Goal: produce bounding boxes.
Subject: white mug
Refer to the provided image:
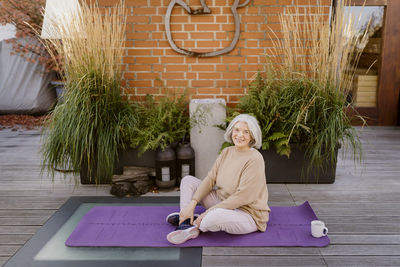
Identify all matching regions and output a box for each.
[311,220,328,238]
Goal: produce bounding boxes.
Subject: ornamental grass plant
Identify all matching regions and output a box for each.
[239,1,367,172]
[40,1,138,184]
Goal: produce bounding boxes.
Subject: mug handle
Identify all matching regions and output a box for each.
[322,227,328,236]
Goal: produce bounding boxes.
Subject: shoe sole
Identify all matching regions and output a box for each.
[167,227,200,244]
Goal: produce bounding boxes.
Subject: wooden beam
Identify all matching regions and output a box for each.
[346,107,378,125]
[378,0,400,125]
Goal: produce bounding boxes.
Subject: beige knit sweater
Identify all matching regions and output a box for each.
[192,146,271,232]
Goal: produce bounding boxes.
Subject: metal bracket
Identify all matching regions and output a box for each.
[165,0,251,57]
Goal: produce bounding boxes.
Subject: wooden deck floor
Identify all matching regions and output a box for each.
[0,126,399,266]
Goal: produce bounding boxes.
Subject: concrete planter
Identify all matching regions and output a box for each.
[260,144,339,184]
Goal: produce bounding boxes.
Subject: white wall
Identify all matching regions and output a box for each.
[41,0,80,39]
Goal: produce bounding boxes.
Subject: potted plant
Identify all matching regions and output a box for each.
[225,3,368,183]
[237,76,354,183]
[119,93,191,162]
[117,92,192,188]
[41,2,138,184]
[126,93,190,155]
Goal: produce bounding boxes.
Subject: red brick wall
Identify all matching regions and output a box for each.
[97,0,332,105]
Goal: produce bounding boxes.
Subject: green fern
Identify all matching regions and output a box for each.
[268,132,287,141]
[124,93,191,155]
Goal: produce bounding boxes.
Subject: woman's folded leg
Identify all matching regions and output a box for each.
[199,208,257,235]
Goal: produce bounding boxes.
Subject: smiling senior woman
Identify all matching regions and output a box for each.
[166,114,271,244]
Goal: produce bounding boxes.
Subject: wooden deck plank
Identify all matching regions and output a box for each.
[0,226,40,235]
[203,247,321,256]
[0,202,65,210]
[0,210,56,217]
[0,235,32,245]
[0,189,111,197]
[0,196,68,202]
[319,245,400,256]
[204,245,400,256]
[306,202,400,209]
[202,256,327,267]
[0,217,51,226]
[0,185,110,191]
[287,183,400,191]
[319,215,400,223]
[315,209,400,216]
[329,235,400,245]
[325,224,400,234]
[323,256,400,266]
[0,246,19,257]
[291,191,400,202]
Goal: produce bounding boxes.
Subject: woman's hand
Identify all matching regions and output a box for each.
[193,212,207,227]
[179,200,197,225]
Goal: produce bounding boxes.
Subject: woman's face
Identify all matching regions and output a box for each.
[232,121,252,151]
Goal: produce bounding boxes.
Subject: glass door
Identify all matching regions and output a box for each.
[339,0,400,125]
[350,6,384,109]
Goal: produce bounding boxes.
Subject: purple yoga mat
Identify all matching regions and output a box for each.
[65,201,329,247]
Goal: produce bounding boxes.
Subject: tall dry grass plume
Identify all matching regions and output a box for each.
[266,0,370,94]
[42,1,126,90]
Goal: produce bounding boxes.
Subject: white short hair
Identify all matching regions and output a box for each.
[224,114,262,149]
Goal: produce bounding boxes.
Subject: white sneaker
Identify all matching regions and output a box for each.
[166,225,200,244]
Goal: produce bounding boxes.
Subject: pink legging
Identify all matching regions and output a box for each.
[180,175,258,235]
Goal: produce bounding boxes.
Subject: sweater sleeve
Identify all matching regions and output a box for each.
[192,148,228,203]
[209,156,265,211]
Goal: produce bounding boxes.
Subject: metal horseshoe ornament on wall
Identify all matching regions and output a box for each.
[165,0,251,57]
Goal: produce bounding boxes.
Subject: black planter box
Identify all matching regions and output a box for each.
[259,145,339,184]
[118,148,156,168]
[80,149,156,184]
[79,164,115,185]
